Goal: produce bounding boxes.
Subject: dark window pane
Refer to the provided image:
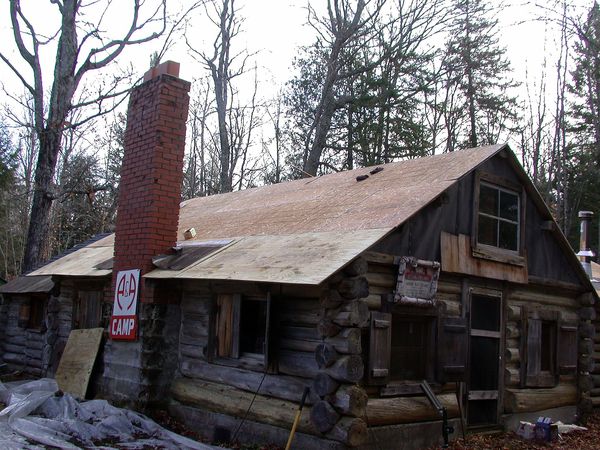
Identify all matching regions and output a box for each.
[240,299,267,355]
[499,191,519,221]
[498,221,518,250]
[469,336,498,390]
[479,184,498,215]
[541,321,555,372]
[478,215,497,246]
[390,318,428,380]
[471,295,501,332]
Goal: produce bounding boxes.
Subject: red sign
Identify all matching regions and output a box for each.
[110,269,140,340]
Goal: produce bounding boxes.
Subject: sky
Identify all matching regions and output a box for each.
[0,0,596,153]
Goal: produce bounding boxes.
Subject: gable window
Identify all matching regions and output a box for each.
[213,293,271,369]
[477,182,520,252]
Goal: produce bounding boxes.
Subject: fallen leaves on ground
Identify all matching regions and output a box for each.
[434,412,600,450]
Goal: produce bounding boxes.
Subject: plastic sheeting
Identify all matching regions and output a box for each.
[0,379,219,450]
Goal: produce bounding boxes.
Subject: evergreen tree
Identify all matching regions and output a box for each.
[565,2,600,250]
[443,0,518,150]
[570,1,600,164]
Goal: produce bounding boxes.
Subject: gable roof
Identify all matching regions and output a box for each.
[175,145,504,239]
[148,145,503,284]
[30,143,593,291]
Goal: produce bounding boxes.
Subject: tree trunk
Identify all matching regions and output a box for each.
[23,129,62,272]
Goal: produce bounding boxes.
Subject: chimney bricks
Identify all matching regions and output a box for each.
[112,61,190,303]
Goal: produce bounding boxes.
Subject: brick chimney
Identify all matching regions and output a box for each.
[102,62,190,409]
[112,61,190,302]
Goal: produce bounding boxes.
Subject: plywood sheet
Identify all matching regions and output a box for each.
[176,146,503,241]
[30,146,505,281]
[29,246,113,277]
[440,231,528,284]
[55,328,104,399]
[146,228,391,285]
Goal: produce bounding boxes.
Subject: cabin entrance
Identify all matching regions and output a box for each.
[467,290,503,426]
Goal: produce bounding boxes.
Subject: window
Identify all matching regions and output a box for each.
[212,293,270,368]
[477,182,520,252]
[18,297,45,330]
[368,311,439,390]
[390,316,433,381]
[523,308,559,388]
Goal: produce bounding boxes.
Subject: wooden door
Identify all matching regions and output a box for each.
[467,290,503,426]
[73,290,103,329]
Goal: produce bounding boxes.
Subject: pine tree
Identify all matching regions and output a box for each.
[565,2,600,250]
[570,1,600,164]
[443,0,518,150]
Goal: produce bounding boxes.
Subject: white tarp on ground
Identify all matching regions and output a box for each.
[0,378,219,450]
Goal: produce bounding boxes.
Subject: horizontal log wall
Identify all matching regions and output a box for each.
[310,259,369,447]
[362,251,462,316]
[1,295,48,376]
[363,250,587,420]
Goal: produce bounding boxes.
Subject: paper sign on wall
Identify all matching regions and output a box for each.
[110,269,140,340]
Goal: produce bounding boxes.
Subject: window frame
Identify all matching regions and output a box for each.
[472,171,526,266]
[389,313,436,382]
[368,306,440,396]
[209,292,271,371]
[521,307,559,388]
[18,295,46,331]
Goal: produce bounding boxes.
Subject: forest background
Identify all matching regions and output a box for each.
[0,0,599,279]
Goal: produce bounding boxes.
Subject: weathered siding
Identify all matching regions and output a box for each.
[371,153,584,287]
[1,296,47,376]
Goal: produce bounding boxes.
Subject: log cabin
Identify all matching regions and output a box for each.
[0,61,597,449]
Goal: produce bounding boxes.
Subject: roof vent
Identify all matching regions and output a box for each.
[184,227,197,240]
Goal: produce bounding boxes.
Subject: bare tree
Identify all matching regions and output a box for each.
[0,0,167,272]
[301,0,447,175]
[183,77,216,199]
[187,0,248,193]
[187,0,262,193]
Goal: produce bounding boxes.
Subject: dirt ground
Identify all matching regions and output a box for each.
[151,409,600,450]
[1,374,597,450]
[428,412,600,450]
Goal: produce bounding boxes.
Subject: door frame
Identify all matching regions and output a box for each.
[466,286,505,427]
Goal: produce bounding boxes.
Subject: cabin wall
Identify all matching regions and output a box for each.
[361,249,588,433]
[0,294,49,377]
[0,294,7,364]
[361,251,463,432]
[169,279,369,449]
[592,300,600,409]
[164,256,588,448]
[0,278,112,384]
